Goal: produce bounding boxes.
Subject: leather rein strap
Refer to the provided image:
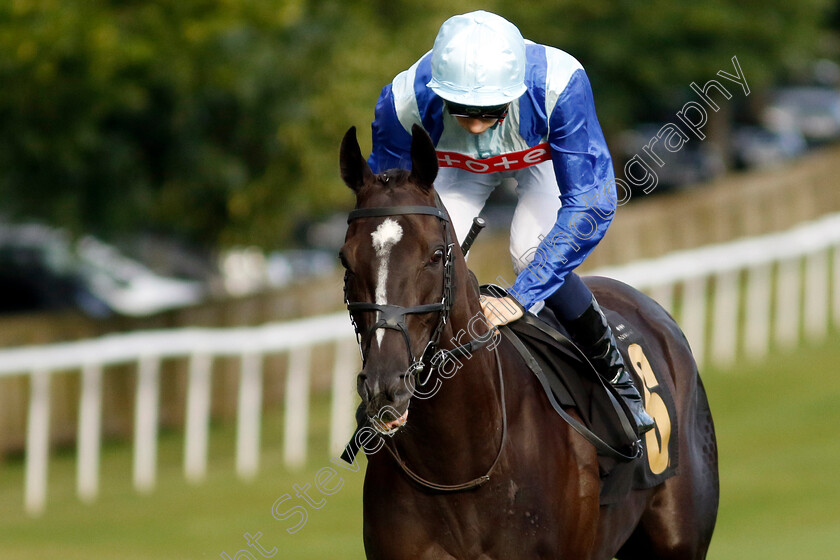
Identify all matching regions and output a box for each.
[500,320,641,461]
[382,345,508,493]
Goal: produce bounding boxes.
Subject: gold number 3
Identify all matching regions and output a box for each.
[627,343,672,475]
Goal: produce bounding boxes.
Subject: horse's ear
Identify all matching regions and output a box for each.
[340,126,374,192]
[409,124,438,190]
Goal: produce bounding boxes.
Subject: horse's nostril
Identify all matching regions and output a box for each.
[357,373,371,400]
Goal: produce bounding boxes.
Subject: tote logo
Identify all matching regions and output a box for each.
[437,143,552,173]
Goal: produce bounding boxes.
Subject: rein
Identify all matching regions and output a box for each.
[382,345,507,493]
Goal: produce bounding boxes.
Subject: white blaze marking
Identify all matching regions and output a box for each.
[371,219,403,346]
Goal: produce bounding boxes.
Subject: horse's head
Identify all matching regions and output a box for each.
[340,124,452,435]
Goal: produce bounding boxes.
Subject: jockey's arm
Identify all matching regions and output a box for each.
[506,68,617,315]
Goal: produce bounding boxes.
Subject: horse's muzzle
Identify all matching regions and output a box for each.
[357,371,412,434]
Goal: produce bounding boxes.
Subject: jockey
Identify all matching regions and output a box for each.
[368,10,654,436]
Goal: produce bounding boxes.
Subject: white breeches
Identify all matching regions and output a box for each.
[435,160,563,275]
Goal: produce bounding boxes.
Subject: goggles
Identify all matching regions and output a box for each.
[445,101,510,120]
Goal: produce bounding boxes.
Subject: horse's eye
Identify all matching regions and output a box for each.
[429,248,444,265]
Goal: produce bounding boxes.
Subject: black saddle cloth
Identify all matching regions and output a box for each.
[489,290,679,504]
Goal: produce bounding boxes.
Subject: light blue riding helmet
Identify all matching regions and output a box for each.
[427,11,527,107]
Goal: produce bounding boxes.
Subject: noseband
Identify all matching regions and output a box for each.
[344,195,456,385]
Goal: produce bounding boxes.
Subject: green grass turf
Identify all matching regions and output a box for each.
[703,334,840,559]
[1,332,839,559]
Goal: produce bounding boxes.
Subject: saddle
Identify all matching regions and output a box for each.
[484,286,679,504]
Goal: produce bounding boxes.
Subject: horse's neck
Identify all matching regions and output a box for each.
[401,346,503,479]
[448,257,490,337]
[395,262,504,472]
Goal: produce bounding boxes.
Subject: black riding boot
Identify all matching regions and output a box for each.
[563,296,655,436]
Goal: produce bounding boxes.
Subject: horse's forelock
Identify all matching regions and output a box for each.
[355,169,434,206]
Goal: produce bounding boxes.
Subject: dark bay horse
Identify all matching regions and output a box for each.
[339,124,718,559]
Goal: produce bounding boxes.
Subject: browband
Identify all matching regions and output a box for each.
[347,206,449,223]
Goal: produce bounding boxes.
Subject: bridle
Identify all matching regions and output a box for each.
[343,191,507,492]
[343,192,459,386]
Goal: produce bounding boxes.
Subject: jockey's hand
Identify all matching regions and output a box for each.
[481,295,524,328]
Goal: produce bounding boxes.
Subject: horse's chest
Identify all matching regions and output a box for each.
[363,423,601,558]
[408,484,563,556]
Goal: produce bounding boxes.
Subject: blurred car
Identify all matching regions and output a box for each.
[0,223,204,317]
[266,249,337,288]
[616,124,726,193]
[731,125,807,170]
[0,224,107,317]
[762,87,840,146]
[219,247,338,296]
[76,236,204,316]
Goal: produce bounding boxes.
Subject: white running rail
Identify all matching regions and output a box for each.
[0,313,360,516]
[591,211,840,368]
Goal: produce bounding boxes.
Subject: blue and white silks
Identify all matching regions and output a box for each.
[369,43,617,310]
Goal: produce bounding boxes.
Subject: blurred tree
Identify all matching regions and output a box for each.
[503,0,833,133]
[0,0,835,250]
[0,0,303,246]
